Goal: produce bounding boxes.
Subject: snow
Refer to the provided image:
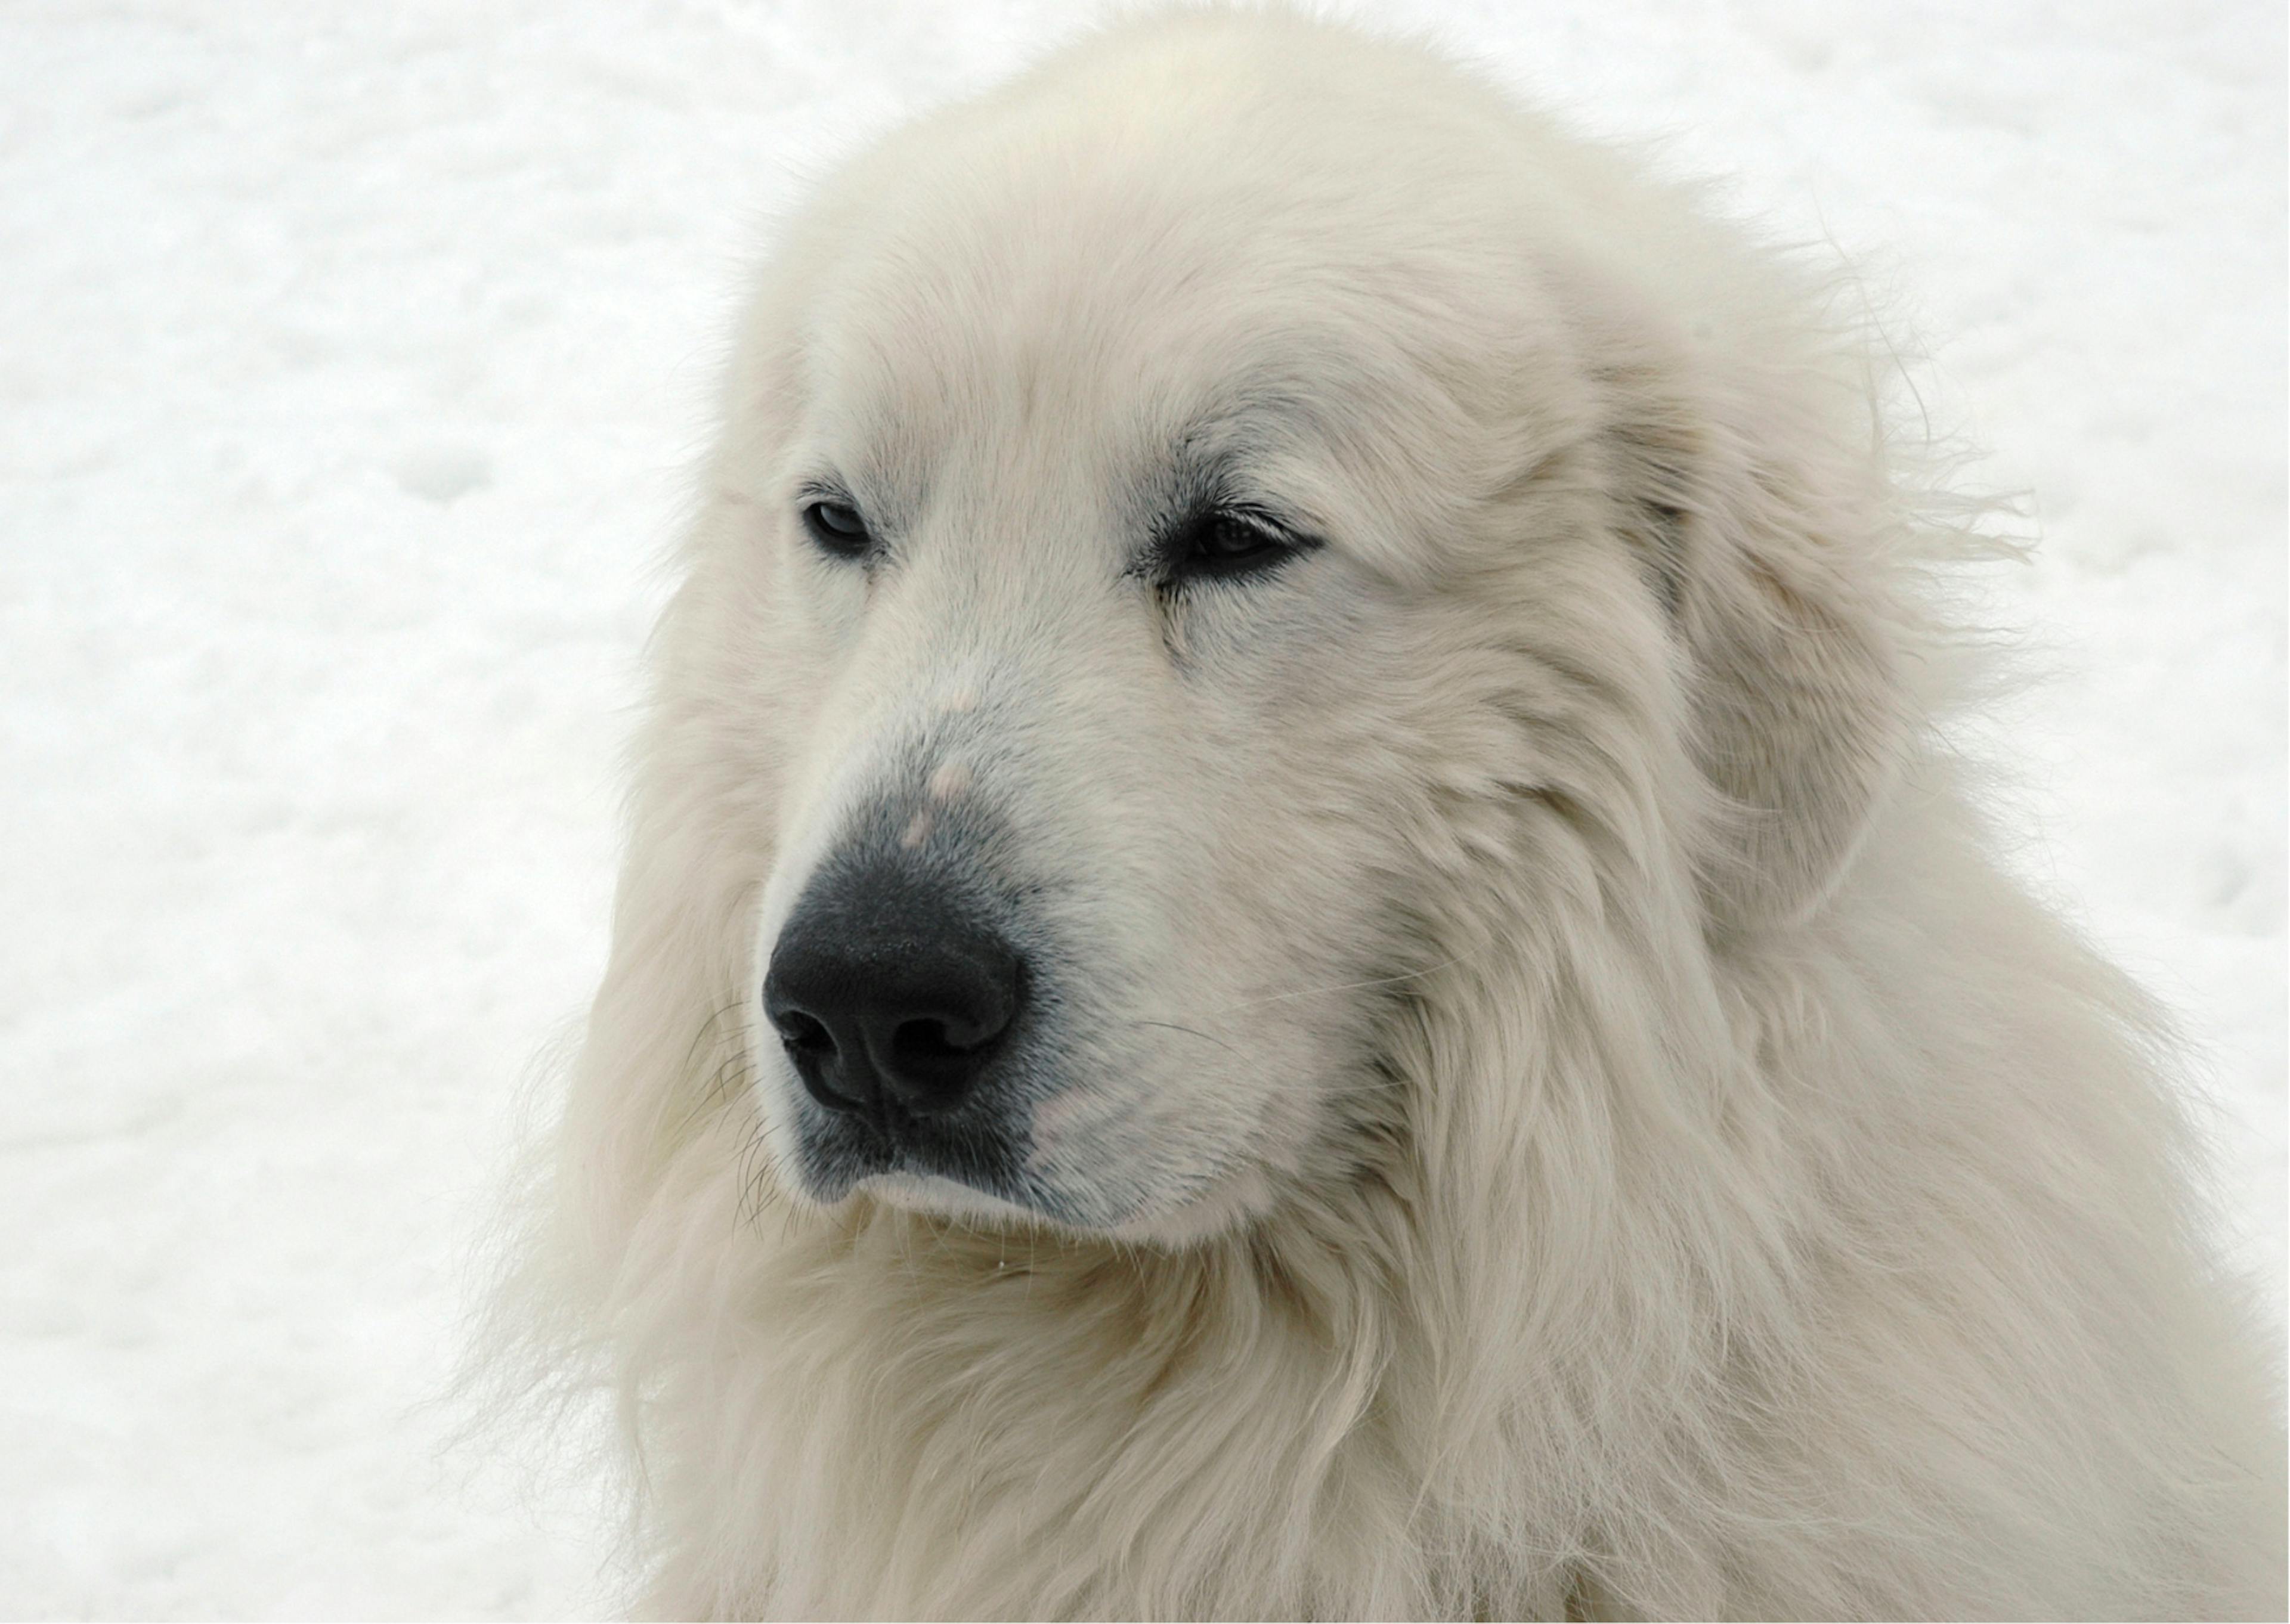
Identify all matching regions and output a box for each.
[1,0,2279,1614]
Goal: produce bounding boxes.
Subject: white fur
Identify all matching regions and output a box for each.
[504,11,2286,1617]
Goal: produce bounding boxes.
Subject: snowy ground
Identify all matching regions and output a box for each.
[1,1,2279,1616]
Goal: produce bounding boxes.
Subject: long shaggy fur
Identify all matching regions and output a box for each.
[502,11,2286,1617]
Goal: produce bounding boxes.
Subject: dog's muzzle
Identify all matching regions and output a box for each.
[764,863,1025,1129]
[761,828,1056,1209]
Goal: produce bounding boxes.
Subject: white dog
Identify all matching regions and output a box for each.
[510,11,2286,1617]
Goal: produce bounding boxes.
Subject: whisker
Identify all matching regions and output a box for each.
[1150,949,1483,1024]
[678,998,747,1078]
[1127,1019,1237,1054]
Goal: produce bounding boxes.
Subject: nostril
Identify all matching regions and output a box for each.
[886,1014,1000,1113]
[892,1016,980,1064]
[763,982,868,1116]
[772,1009,836,1058]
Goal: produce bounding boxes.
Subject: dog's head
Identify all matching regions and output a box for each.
[666,15,1905,1244]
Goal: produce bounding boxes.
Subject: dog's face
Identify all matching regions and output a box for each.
[726,44,1635,1243]
[703,27,1882,1243]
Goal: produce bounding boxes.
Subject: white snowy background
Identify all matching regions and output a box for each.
[2,0,2280,1615]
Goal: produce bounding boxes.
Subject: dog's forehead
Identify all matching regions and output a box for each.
[790,161,1538,564]
[760,34,1600,578]
[803,187,1337,464]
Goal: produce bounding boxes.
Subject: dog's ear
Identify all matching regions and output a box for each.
[1608,379,1910,929]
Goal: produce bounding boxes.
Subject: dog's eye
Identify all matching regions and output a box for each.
[800,498,873,560]
[1168,506,1311,584]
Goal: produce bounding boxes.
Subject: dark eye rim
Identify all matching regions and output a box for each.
[1162,502,1320,586]
[798,493,874,560]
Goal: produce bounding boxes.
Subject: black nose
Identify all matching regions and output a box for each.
[762,868,1023,1124]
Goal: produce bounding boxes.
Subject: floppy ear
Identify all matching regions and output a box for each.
[1607,376,1910,930]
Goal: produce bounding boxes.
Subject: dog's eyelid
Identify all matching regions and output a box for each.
[793,476,857,510]
[1212,501,1290,537]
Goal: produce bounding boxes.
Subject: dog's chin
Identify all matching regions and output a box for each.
[859,1170,1045,1226]
[849,1160,1277,1250]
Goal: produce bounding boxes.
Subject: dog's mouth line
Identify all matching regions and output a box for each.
[799,1099,1063,1209]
